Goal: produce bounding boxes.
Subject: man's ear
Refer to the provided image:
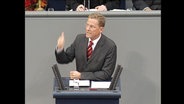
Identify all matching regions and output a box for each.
[100,27,104,33]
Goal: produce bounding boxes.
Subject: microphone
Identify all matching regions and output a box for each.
[83,0,86,8]
[88,0,90,10]
[84,0,90,10]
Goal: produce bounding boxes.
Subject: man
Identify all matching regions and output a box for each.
[67,0,120,11]
[132,0,161,11]
[55,12,117,81]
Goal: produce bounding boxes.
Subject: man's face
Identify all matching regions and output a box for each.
[85,18,103,40]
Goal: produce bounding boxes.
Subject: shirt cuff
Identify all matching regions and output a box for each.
[56,46,63,53]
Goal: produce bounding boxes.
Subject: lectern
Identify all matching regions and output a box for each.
[53,77,121,104]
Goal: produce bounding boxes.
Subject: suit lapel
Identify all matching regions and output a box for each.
[83,37,88,63]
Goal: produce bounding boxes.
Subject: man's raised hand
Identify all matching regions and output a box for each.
[57,32,65,49]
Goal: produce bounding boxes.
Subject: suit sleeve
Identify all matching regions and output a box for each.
[55,36,77,64]
[105,0,120,10]
[67,0,83,11]
[132,0,149,10]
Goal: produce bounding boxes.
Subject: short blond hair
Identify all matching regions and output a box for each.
[88,12,106,27]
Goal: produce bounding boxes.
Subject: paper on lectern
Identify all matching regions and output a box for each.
[90,81,111,88]
[69,80,90,86]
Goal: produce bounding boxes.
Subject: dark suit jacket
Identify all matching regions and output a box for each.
[132,0,161,10]
[67,0,120,10]
[55,34,117,81]
[46,0,66,11]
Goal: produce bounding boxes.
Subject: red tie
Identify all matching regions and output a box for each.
[87,41,93,60]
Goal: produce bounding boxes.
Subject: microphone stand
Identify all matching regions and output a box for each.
[84,0,90,10]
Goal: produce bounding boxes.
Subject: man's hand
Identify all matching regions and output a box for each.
[76,4,86,11]
[95,5,107,11]
[57,32,65,49]
[143,7,152,11]
[70,71,81,79]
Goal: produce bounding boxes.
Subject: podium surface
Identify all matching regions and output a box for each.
[53,77,121,104]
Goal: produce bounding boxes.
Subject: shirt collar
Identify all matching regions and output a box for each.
[88,34,101,45]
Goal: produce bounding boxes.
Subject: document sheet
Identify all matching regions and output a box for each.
[69,80,90,86]
[90,81,111,88]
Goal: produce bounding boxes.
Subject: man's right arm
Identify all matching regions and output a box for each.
[55,32,76,64]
